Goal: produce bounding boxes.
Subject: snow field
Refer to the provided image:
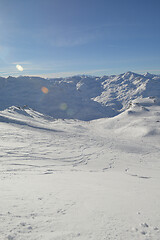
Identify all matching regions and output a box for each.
[0,100,160,239]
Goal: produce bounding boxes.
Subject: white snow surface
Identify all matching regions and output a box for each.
[0,72,160,239]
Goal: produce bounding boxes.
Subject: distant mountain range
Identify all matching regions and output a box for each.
[0,72,160,120]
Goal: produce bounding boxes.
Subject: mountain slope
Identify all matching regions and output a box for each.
[93,97,160,138]
[0,100,160,240]
[0,74,160,240]
[0,72,160,120]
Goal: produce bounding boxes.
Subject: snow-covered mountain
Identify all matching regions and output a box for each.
[1,72,160,240]
[0,71,160,120]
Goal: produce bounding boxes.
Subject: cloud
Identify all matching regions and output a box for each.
[12,61,31,65]
[27,69,111,78]
[136,69,160,74]
[32,24,102,48]
[49,33,97,47]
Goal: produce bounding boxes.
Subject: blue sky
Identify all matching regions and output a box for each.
[0,0,160,77]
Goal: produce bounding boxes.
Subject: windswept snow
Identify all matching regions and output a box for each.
[0,72,160,240]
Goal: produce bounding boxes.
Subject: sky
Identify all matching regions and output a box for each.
[0,0,160,78]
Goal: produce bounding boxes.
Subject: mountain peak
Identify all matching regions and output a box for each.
[143,72,154,78]
[122,71,137,78]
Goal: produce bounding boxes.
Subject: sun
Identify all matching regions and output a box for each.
[16,64,24,72]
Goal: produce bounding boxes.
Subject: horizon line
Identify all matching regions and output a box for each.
[0,70,160,79]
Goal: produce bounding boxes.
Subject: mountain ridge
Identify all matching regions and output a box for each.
[0,71,160,120]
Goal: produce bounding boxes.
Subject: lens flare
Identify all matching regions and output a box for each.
[16,64,23,71]
[60,103,67,111]
[41,86,49,94]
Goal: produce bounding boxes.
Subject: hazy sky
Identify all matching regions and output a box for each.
[0,0,160,77]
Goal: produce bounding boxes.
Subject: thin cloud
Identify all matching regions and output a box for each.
[30,69,111,78]
[12,61,31,65]
[136,69,160,74]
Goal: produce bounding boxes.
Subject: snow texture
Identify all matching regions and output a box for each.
[0,72,160,240]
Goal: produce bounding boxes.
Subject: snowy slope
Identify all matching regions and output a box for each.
[0,72,160,120]
[0,98,160,240]
[0,72,160,240]
[93,97,160,138]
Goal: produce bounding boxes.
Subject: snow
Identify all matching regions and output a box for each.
[0,72,160,120]
[0,72,160,239]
